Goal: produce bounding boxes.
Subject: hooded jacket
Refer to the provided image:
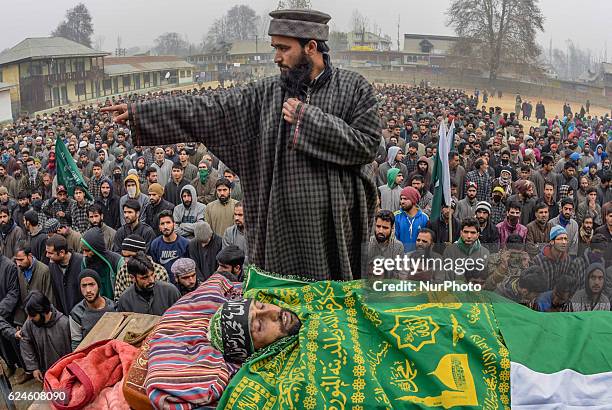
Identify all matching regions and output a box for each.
[571,263,610,311]
[377,146,408,187]
[189,222,223,281]
[20,306,71,373]
[94,178,121,230]
[119,174,150,225]
[173,185,206,239]
[0,221,25,260]
[378,168,402,212]
[81,228,124,300]
[146,196,175,236]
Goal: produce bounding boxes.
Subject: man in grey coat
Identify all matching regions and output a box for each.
[19,291,71,382]
[102,8,380,281]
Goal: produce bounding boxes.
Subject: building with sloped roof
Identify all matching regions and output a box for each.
[102,56,196,94]
[0,37,109,113]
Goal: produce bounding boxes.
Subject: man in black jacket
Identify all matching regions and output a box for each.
[146,183,175,237]
[475,201,500,252]
[45,235,83,315]
[94,179,120,230]
[113,199,156,252]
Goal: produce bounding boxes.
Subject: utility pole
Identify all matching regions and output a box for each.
[397,15,401,52]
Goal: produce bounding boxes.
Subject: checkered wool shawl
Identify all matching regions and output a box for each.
[128,63,380,281]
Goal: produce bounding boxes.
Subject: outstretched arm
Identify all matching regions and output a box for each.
[101,86,261,150]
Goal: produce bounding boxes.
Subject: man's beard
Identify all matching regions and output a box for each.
[279,52,313,98]
[477,217,487,226]
[85,290,100,303]
[280,308,302,336]
[182,200,192,208]
[218,196,229,205]
[401,204,413,212]
[375,233,389,243]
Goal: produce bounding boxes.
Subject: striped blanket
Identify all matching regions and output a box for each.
[145,273,242,409]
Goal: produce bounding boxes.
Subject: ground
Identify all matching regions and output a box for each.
[479,92,610,128]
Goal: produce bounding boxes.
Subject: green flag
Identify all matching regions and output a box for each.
[55,137,92,200]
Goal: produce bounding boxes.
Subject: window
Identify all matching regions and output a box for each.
[144,72,150,84]
[179,70,185,78]
[103,79,112,90]
[31,62,43,75]
[122,76,131,88]
[75,83,86,95]
[0,70,3,82]
[75,60,85,73]
[186,70,191,76]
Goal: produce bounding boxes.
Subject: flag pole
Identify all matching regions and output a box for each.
[448,207,453,244]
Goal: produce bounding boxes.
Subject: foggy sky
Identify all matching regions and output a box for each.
[1,0,610,59]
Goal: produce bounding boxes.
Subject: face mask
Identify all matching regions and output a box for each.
[127,186,137,198]
[198,168,209,183]
[27,165,36,174]
[508,215,519,225]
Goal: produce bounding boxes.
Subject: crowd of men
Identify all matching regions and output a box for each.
[368,84,612,312]
[0,82,611,386]
[0,87,249,385]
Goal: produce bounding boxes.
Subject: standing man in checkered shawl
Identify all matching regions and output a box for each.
[102,9,381,281]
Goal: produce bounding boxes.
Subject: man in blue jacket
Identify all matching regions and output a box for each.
[394,186,429,252]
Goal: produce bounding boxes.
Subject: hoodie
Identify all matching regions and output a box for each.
[378,168,402,212]
[81,227,124,299]
[189,222,223,281]
[571,263,610,311]
[173,185,206,239]
[94,178,121,229]
[119,174,150,225]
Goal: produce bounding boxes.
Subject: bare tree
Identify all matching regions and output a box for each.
[52,3,94,47]
[446,0,544,83]
[277,0,312,9]
[153,32,189,56]
[205,4,259,48]
[94,35,105,51]
[226,5,258,41]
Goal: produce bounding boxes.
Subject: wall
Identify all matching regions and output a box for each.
[348,66,612,107]
[0,89,12,121]
[1,64,20,105]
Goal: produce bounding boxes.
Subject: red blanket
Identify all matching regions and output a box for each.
[44,339,138,410]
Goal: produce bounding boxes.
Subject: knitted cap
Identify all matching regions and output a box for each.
[550,225,568,241]
[400,186,421,205]
[148,183,164,196]
[44,218,60,233]
[122,235,147,253]
[475,201,492,214]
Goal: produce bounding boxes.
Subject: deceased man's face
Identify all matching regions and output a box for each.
[249,300,301,350]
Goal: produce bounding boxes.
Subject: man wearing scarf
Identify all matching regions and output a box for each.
[80,227,124,300]
[508,179,537,226]
[192,160,219,205]
[102,8,380,281]
[496,200,527,247]
[443,217,490,282]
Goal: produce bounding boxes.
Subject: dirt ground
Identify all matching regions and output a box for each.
[478,92,610,128]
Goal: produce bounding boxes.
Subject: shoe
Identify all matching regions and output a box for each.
[14,371,33,385]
